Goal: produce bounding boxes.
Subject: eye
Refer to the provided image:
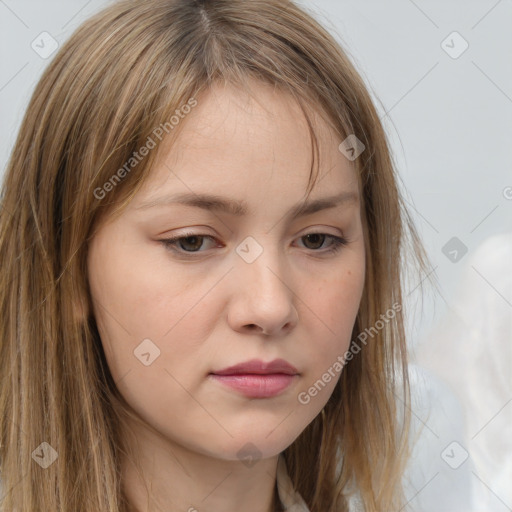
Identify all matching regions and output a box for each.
[296,232,349,254]
[159,231,349,256]
[160,233,218,253]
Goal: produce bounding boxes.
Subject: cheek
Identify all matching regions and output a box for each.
[315,262,364,330]
[90,238,194,331]
[90,249,233,404]
[301,260,365,376]
[88,238,206,371]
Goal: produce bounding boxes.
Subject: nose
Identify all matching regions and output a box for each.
[227,246,299,337]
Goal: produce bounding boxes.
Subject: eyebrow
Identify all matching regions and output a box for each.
[135,191,359,218]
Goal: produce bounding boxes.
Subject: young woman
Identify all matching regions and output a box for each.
[0,0,429,510]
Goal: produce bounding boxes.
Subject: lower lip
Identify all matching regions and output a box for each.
[209,374,297,398]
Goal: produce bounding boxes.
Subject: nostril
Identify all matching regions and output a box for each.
[246,324,266,334]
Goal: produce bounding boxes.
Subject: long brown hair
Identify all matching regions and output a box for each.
[0,0,430,510]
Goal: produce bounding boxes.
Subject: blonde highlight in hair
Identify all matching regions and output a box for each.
[0,0,430,510]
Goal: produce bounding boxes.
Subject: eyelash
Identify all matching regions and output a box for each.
[159,231,349,257]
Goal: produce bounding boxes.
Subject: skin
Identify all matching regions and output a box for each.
[87,79,366,512]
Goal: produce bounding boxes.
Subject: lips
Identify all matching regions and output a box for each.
[210,359,299,399]
[211,358,299,376]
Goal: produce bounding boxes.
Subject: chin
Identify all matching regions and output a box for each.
[211,420,306,461]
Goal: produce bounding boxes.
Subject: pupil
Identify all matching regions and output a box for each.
[181,236,202,251]
[305,233,324,249]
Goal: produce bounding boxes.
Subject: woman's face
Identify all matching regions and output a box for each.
[87,80,366,462]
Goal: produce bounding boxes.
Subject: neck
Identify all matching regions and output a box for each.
[119,420,282,512]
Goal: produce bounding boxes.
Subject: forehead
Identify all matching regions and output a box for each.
[132,80,360,210]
